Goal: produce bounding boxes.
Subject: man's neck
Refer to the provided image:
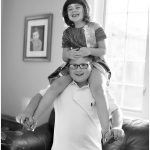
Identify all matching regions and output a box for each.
[75,81,88,88]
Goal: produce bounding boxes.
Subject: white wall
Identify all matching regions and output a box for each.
[1,0,66,125]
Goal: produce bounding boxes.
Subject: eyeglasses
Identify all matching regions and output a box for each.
[69,63,90,70]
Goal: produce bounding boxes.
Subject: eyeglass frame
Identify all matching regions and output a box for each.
[69,62,91,70]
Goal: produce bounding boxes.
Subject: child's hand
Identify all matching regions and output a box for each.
[78,47,91,57]
[68,48,82,59]
[111,127,125,141]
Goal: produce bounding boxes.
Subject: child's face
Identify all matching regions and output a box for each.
[67,3,84,24]
[32,31,39,40]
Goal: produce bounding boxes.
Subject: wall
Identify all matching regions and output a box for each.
[1,0,66,125]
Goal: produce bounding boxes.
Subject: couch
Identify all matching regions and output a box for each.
[1,109,149,150]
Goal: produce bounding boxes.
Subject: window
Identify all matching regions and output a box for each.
[92,0,149,119]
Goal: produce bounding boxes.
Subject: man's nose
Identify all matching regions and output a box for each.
[76,66,82,71]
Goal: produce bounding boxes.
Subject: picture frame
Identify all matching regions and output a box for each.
[23,13,53,61]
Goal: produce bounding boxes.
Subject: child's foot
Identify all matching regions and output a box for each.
[102,130,111,144]
[22,117,37,131]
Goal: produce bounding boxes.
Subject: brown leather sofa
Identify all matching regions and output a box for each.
[1,110,149,150]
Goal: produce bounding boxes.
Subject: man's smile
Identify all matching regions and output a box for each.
[74,73,84,76]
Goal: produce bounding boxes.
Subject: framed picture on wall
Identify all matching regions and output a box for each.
[23,13,53,61]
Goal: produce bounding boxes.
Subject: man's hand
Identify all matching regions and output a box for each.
[22,116,37,131]
[16,112,37,131]
[102,127,124,144]
[16,112,32,124]
[111,127,125,141]
[102,130,111,144]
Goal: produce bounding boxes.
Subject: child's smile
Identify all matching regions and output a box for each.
[72,13,79,18]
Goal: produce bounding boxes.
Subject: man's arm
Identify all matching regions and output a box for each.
[16,85,50,124]
[33,87,54,120]
[107,89,124,141]
[16,93,42,124]
[111,109,123,128]
[111,109,124,141]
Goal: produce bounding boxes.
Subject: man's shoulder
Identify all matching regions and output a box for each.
[61,82,76,92]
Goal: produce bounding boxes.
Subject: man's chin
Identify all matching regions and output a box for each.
[73,78,84,83]
[73,78,88,85]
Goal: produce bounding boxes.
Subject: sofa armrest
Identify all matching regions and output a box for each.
[2,123,53,150]
[33,123,54,150]
[103,119,149,150]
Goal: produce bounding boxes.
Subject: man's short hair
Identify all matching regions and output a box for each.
[68,56,94,64]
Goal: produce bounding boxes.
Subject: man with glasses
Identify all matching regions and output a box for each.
[17,56,124,149]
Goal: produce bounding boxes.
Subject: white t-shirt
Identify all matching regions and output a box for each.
[39,82,119,150]
[39,83,119,115]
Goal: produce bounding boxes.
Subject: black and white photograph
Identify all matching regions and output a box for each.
[23,13,53,61]
[1,0,149,150]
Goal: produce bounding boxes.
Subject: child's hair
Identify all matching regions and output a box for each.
[62,0,90,27]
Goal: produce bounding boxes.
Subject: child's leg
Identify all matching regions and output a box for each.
[34,75,72,120]
[89,68,110,141]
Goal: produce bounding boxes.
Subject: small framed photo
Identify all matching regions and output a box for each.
[23,13,53,61]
